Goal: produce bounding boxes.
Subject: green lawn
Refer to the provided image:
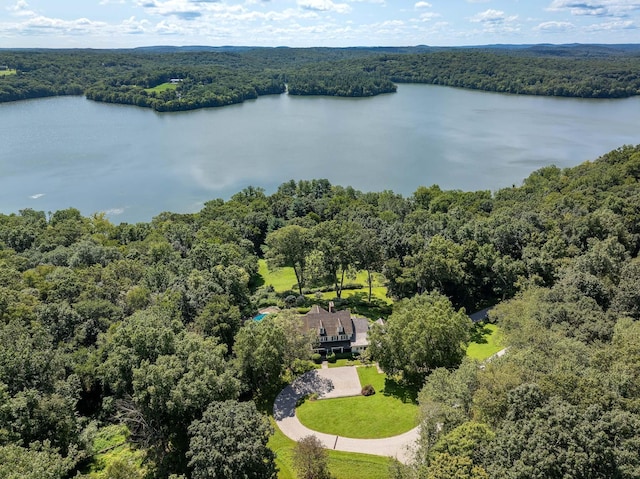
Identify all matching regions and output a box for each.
[466,322,504,361]
[257,259,390,302]
[328,358,362,368]
[144,82,178,93]
[0,69,16,76]
[258,259,300,292]
[296,366,418,439]
[268,418,392,479]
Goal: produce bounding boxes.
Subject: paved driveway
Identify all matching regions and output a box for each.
[273,366,419,464]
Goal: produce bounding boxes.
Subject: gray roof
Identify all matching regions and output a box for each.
[351,317,371,348]
[302,305,353,338]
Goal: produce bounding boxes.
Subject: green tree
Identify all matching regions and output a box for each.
[611,260,640,320]
[187,400,276,479]
[406,235,466,298]
[125,332,239,473]
[421,453,489,479]
[264,225,313,296]
[352,223,384,302]
[191,295,242,354]
[311,220,359,298]
[485,384,640,479]
[0,442,74,479]
[430,422,494,464]
[417,359,480,451]
[369,292,471,386]
[293,435,333,479]
[233,312,312,396]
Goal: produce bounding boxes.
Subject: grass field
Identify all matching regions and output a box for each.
[296,366,419,439]
[144,82,178,93]
[0,69,17,76]
[258,259,300,292]
[466,322,504,361]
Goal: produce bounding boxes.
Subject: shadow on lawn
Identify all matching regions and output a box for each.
[382,377,419,405]
[339,293,392,320]
[469,322,493,344]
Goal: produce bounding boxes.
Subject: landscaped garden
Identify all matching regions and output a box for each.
[257,259,389,303]
[295,366,419,439]
[255,259,392,320]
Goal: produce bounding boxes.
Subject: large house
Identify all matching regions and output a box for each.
[301,303,374,355]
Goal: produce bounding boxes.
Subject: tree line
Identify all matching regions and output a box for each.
[2,144,640,477]
[366,49,640,98]
[1,45,639,111]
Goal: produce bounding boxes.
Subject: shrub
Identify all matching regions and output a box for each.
[335,352,353,360]
[292,359,316,375]
[296,392,319,407]
[361,384,375,396]
[326,352,337,363]
[312,353,323,364]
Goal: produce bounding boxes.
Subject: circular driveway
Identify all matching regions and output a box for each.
[273,366,419,464]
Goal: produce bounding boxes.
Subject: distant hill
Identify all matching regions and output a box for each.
[3,43,639,58]
[129,43,640,57]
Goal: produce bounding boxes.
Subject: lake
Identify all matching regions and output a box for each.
[2,84,640,223]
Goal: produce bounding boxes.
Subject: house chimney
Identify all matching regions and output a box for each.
[329,301,334,313]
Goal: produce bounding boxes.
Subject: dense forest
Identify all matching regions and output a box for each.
[1,44,639,111]
[2,144,640,478]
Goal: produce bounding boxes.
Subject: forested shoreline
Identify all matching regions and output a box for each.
[1,44,639,111]
[2,144,640,478]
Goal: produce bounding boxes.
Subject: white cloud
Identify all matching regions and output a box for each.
[10,15,109,35]
[121,16,150,34]
[470,9,518,24]
[547,0,640,17]
[0,0,638,48]
[297,0,352,13]
[586,18,637,29]
[7,0,35,17]
[534,20,575,31]
[468,8,520,34]
[418,12,440,21]
[137,0,205,20]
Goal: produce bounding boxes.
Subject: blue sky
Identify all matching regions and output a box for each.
[1,0,638,48]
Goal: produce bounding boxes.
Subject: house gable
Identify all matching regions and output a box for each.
[302,304,354,352]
